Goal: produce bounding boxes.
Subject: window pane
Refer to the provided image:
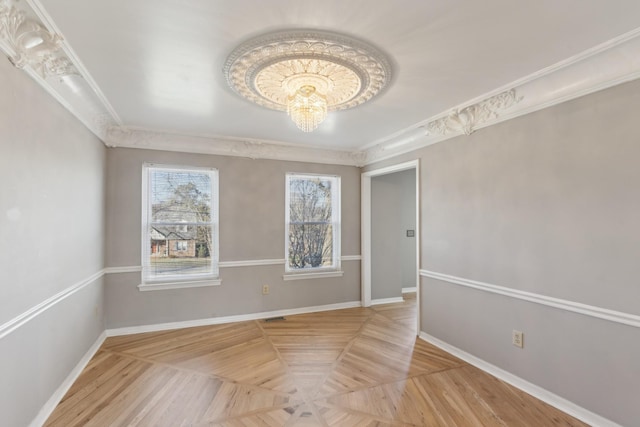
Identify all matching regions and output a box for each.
[151,170,211,223]
[285,173,339,272]
[289,177,332,223]
[288,224,333,269]
[148,225,213,277]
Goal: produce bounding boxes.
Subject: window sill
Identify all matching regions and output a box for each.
[138,278,221,291]
[283,270,344,281]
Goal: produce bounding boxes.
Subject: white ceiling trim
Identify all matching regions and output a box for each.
[25,0,123,126]
[2,0,640,167]
[0,0,117,141]
[105,127,364,166]
[362,26,640,165]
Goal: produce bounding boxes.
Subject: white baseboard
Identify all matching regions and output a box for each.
[418,332,622,427]
[106,301,362,337]
[370,297,404,306]
[30,331,107,427]
[401,287,417,294]
[29,301,363,424]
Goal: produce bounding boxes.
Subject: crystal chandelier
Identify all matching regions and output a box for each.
[287,85,327,132]
[224,30,391,133]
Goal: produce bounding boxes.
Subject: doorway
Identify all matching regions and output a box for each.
[361,160,420,334]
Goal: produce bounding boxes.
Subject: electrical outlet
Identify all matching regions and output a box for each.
[262,284,270,295]
[512,330,524,348]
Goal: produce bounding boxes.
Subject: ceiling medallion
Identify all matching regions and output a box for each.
[224,29,392,132]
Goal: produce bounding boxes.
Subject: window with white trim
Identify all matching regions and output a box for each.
[285,173,341,273]
[142,164,219,288]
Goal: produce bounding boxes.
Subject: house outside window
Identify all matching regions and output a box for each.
[285,173,341,274]
[141,164,219,289]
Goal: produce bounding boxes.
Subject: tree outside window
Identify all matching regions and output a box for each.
[285,174,340,271]
[142,165,219,284]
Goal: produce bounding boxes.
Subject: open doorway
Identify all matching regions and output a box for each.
[361,160,420,334]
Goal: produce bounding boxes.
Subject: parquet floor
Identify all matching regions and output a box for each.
[45,294,587,426]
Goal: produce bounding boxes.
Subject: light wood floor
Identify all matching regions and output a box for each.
[45,294,587,426]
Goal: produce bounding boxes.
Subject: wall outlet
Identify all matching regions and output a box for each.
[262,284,270,295]
[512,330,524,348]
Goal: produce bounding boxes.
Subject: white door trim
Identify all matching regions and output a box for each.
[361,159,421,334]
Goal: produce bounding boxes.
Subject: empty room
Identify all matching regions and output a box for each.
[1,1,639,426]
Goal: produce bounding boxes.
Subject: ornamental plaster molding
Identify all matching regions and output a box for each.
[425,90,522,137]
[0,0,76,78]
[0,0,119,142]
[224,29,392,112]
[362,27,640,165]
[357,90,524,164]
[3,1,640,168]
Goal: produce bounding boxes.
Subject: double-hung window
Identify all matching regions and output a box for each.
[141,164,219,290]
[285,173,341,277]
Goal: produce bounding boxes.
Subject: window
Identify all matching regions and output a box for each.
[141,164,219,289]
[285,173,341,275]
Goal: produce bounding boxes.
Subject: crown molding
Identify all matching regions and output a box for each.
[3,0,640,168]
[0,0,119,141]
[362,27,640,165]
[0,0,75,77]
[106,126,364,166]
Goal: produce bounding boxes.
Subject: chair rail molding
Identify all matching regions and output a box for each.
[0,269,105,340]
[420,269,640,328]
[105,255,362,273]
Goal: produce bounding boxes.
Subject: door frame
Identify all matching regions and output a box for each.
[361,159,420,333]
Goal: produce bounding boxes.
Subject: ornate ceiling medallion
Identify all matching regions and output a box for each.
[224,29,392,132]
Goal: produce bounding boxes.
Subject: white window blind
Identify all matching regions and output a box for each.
[142,164,219,285]
[285,173,341,272]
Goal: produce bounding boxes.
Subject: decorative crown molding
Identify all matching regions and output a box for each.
[0,0,76,78]
[3,1,640,168]
[362,28,640,165]
[425,90,522,137]
[0,0,119,141]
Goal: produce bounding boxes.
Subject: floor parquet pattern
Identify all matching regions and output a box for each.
[45,295,588,426]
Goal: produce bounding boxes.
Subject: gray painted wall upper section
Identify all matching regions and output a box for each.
[0,61,106,325]
[0,58,106,426]
[106,149,360,266]
[371,169,416,299]
[105,148,361,328]
[368,79,640,315]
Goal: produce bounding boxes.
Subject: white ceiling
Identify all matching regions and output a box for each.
[14,0,640,152]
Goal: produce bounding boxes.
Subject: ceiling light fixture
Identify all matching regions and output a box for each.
[224,30,392,132]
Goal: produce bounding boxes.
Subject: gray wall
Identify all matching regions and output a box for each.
[105,148,361,328]
[371,169,416,300]
[0,59,106,426]
[365,79,640,426]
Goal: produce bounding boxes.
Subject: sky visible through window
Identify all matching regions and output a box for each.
[151,170,211,206]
